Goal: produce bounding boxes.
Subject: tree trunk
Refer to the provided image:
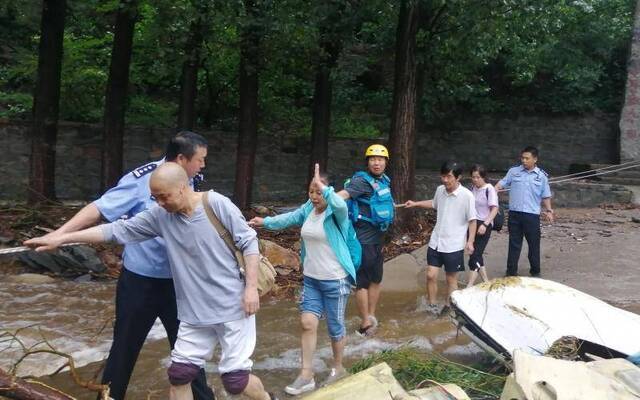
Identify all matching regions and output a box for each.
[308,65,332,179]
[388,0,419,231]
[619,0,640,161]
[233,0,261,210]
[101,0,138,191]
[202,65,215,127]
[308,37,341,182]
[0,368,73,400]
[28,0,66,204]
[177,3,207,131]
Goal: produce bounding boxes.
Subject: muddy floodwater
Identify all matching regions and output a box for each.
[2,207,639,399]
[0,278,485,399]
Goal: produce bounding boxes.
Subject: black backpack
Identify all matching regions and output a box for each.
[485,187,504,231]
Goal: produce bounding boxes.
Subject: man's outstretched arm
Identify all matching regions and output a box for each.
[25,225,106,252]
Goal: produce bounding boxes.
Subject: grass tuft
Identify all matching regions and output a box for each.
[349,347,507,399]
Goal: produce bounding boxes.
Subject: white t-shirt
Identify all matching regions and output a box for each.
[300,210,347,280]
[428,184,477,253]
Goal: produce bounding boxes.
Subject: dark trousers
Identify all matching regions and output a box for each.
[469,220,492,270]
[100,268,214,400]
[506,211,541,276]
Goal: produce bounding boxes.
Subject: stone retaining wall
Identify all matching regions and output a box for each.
[0,113,621,205]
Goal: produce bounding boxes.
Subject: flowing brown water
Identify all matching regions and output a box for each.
[0,279,486,399]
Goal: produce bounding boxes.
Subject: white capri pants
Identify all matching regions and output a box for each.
[171,315,256,374]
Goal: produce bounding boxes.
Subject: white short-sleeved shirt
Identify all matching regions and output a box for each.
[428,184,477,253]
[300,210,347,280]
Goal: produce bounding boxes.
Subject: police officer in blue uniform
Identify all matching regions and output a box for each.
[43,132,214,400]
[496,146,554,277]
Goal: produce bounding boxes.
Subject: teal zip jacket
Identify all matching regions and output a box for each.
[263,186,358,283]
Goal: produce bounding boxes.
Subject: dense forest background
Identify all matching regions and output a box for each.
[0,0,636,213]
[2,1,633,131]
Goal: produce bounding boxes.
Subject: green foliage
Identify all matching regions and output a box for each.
[59,33,112,122]
[0,91,32,119]
[414,0,635,118]
[349,347,506,399]
[332,115,382,139]
[0,0,635,132]
[126,94,176,126]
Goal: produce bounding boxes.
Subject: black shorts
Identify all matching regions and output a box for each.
[427,247,464,273]
[469,220,492,271]
[356,243,384,289]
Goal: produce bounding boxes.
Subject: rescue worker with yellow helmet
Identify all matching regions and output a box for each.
[337,144,394,337]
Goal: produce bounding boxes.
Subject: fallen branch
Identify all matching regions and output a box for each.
[12,349,109,397]
[1,328,111,400]
[0,367,75,400]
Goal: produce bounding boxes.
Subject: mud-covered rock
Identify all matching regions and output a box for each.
[260,239,300,271]
[18,245,106,276]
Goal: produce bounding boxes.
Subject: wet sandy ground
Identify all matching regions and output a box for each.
[470,207,640,313]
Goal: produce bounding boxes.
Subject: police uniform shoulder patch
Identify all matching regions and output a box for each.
[132,163,158,178]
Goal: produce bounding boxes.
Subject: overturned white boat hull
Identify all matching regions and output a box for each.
[450,277,640,362]
[500,350,640,400]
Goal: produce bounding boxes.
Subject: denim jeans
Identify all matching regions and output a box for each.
[299,275,351,340]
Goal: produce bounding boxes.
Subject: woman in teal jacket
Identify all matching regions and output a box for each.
[249,164,360,395]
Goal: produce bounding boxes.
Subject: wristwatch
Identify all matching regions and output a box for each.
[545,209,554,214]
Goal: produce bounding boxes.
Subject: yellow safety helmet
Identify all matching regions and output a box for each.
[365,144,389,159]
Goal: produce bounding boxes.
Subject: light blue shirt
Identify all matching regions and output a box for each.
[102,190,259,325]
[498,165,552,215]
[94,159,194,279]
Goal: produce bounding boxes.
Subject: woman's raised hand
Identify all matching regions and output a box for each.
[311,163,326,191]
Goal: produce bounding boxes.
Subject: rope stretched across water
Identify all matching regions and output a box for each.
[498,160,640,192]
[548,159,640,182]
[550,162,640,184]
[0,243,85,256]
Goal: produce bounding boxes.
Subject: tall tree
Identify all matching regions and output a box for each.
[307,1,347,179]
[28,0,66,204]
[101,0,138,191]
[233,0,262,209]
[388,0,419,228]
[620,0,640,161]
[308,34,340,179]
[177,1,208,131]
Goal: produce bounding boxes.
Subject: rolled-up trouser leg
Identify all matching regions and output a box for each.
[221,370,250,395]
[168,362,201,386]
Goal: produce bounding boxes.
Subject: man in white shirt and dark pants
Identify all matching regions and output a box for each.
[405,161,477,315]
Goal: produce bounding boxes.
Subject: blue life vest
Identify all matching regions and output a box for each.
[345,171,394,231]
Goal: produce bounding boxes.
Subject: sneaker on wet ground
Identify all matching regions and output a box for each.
[369,315,379,328]
[355,324,375,337]
[426,303,441,315]
[321,367,349,387]
[284,375,315,395]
